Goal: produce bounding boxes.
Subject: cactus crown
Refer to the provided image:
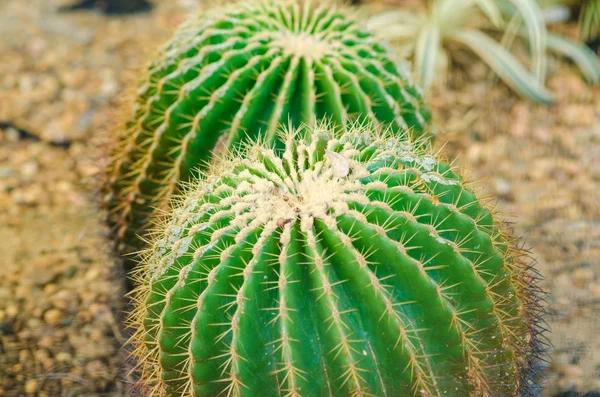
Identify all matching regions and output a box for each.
[104,0,430,264]
[130,121,545,397]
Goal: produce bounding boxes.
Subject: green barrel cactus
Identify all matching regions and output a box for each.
[105,0,430,266]
[130,122,546,397]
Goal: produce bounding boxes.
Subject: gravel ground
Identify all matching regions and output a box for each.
[0,1,599,396]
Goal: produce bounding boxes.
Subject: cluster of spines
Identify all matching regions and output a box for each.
[104,0,430,265]
[128,122,547,397]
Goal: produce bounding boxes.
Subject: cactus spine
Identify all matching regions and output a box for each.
[130,122,545,397]
[105,0,430,265]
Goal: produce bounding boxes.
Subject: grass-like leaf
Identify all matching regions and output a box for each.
[503,0,548,82]
[415,24,441,91]
[476,0,504,28]
[452,30,555,103]
[546,33,600,83]
[367,10,422,32]
[579,0,600,41]
[365,0,569,104]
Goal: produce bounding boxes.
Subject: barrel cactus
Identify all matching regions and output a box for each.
[130,122,546,397]
[105,0,430,267]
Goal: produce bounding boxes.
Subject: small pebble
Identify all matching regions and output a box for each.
[43,309,62,326]
[56,352,72,362]
[572,268,594,289]
[24,379,38,394]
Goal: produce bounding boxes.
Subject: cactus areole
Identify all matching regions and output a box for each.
[131,123,545,397]
[105,0,430,265]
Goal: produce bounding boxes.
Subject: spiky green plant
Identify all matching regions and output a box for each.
[104,0,430,269]
[508,0,600,83]
[548,0,600,42]
[579,0,600,42]
[365,0,600,102]
[365,0,554,102]
[130,121,546,397]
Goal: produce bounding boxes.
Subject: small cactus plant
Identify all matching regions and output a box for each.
[105,0,430,267]
[130,122,546,397]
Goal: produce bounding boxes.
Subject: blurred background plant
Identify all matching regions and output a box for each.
[579,0,600,43]
[540,0,600,44]
[362,0,600,103]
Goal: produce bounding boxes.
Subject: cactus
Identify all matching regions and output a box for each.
[105,0,430,267]
[130,122,546,397]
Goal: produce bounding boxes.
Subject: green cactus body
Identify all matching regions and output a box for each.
[131,122,545,397]
[105,0,430,263]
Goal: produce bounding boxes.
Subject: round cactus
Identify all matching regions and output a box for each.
[105,0,430,266]
[130,122,546,397]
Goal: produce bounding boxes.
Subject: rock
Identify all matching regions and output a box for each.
[51,289,78,310]
[99,68,119,99]
[40,113,82,144]
[494,177,512,199]
[85,359,108,380]
[510,103,530,138]
[11,185,44,205]
[0,166,14,178]
[84,268,101,282]
[26,318,42,329]
[28,269,56,287]
[43,283,59,295]
[58,68,87,89]
[34,348,54,370]
[90,329,105,342]
[24,379,38,394]
[19,349,33,364]
[43,309,62,326]
[5,304,19,318]
[572,268,595,289]
[563,364,584,383]
[559,104,595,127]
[38,335,54,349]
[55,352,72,363]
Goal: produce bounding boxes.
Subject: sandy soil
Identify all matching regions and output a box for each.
[0,0,599,396]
